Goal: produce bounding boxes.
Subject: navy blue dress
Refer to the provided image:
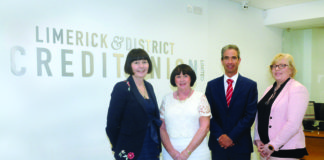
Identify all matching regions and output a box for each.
[137,98,160,160]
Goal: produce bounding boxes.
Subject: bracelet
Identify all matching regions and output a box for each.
[187,149,191,155]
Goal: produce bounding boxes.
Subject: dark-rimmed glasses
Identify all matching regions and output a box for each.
[270,64,288,70]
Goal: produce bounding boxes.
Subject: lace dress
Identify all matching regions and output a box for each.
[160,91,211,160]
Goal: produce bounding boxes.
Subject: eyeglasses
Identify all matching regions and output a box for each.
[270,64,288,70]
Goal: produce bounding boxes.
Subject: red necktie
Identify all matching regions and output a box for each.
[226,79,234,107]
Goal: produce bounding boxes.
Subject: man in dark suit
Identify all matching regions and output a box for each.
[205,44,258,160]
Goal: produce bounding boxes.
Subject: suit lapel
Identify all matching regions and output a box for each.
[218,76,228,109]
[229,74,243,108]
[127,76,148,116]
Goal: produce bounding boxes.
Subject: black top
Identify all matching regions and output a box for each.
[257,78,308,158]
[142,95,160,145]
[137,98,160,160]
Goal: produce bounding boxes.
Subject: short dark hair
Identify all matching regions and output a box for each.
[221,44,240,60]
[124,48,152,75]
[170,64,196,87]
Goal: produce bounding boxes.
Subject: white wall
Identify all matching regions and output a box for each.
[0,0,282,160]
[207,1,282,160]
[207,0,282,97]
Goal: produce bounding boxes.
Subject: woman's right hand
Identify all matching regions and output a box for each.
[168,149,180,160]
[255,140,267,157]
[178,150,191,160]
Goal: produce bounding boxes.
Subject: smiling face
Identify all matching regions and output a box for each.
[131,59,149,79]
[271,58,292,84]
[221,49,241,77]
[175,72,191,90]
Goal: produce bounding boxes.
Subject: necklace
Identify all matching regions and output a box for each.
[177,89,193,102]
[139,85,149,99]
[133,77,149,99]
[265,84,280,105]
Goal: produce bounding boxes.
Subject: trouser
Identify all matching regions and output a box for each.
[211,149,250,160]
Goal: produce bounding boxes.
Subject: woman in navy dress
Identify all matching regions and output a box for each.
[106,48,161,160]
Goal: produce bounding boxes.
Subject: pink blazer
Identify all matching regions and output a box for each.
[254,78,309,151]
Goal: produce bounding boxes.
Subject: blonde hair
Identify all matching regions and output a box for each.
[270,53,297,78]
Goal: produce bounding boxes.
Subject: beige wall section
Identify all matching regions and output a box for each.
[282,29,312,88]
[312,28,324,102]
[283,28,324,103]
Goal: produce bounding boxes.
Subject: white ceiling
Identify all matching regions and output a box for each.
[229,0,318,10]
[229,0,324,29]
[272,17,324,29]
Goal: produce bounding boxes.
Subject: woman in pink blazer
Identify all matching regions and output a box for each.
[254,53,309,160]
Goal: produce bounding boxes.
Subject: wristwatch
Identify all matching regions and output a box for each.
[268,144,274,151]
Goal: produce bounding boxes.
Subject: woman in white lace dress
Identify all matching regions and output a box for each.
[160,64,211,160]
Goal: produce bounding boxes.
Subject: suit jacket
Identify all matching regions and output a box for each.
[105,76,161,160]
[205,74,258,153]
[254,78,309,151]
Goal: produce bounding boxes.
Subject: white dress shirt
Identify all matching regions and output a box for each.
[224,73,239,95]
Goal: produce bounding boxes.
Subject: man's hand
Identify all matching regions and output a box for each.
[218,134,234,149]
